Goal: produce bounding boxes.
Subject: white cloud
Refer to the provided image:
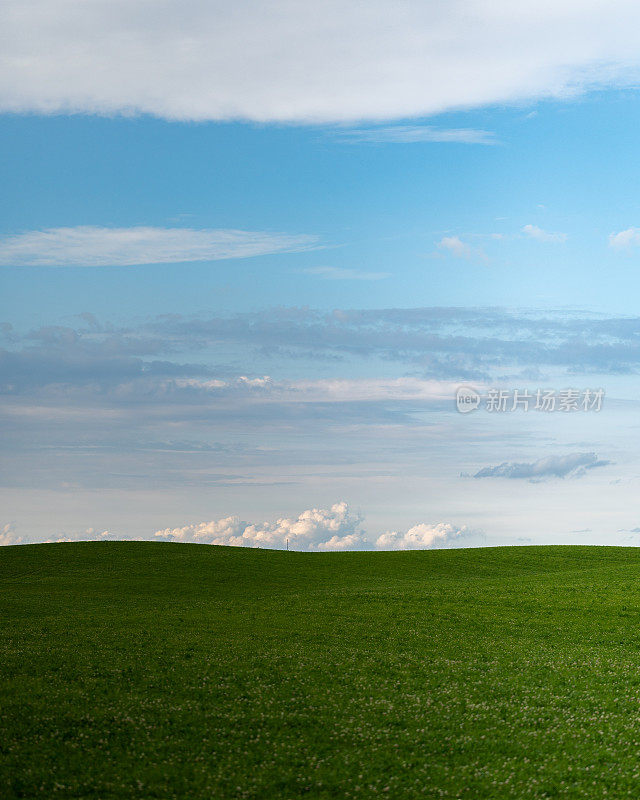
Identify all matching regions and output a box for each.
[302,267,391,281]
[376,522,468,550]
[609,227,640,249]
[155,516,246,545]
[473,452,611,480]
[156,504,473,551]
[437,236,487,262]
[316,533,365,551]
[336,126,498,145]
[0,523,22,546]
[4,2,640,122]
[0,227,318,267]
[438,236,472,259]
[522,224,567,243]
[155,501,367,550]
[288,377,459,403]
[45,528,113,543]
[173,376,462,404]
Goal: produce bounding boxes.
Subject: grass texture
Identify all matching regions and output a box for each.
[3,542,640,798]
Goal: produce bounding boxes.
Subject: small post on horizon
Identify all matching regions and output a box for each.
[286,538,289,551]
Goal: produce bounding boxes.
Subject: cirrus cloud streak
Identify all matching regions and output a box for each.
[0,226,318,267]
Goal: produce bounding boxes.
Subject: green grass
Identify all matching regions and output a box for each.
[3,543,640,798]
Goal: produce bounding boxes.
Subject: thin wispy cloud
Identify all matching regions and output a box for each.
[302,267,390,281]
[0,227,318,267]
[4,2,640,122]
[174,376,458,405]
[336,126,499,145]
[522,224,567,243]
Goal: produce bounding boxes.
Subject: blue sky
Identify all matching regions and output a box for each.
[3,1,640,549]
[5,92,640,325]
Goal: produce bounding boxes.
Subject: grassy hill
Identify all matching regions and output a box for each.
[3,543,640,798]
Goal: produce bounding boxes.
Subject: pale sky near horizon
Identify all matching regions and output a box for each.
[3,1,640,549]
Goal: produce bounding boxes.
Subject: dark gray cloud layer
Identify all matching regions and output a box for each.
[0,306,625,493]
[146,307,640,375]
[0,307,635,446]
[3,307,640,398]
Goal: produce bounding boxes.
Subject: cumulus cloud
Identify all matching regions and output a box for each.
[315,533,365,551]
[336,126,498,145]
[45,528,112,543]
[155,501,367,550]
[472,452,611,481]
[4,2,640,122]
[522,224,567,243]
[608,228,640,249]
[87,528,111,538]
[155,504,473,551]
[0,523,22,546]
[375,522,468,550]
[0,227,317,267]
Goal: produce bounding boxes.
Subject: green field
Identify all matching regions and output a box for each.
[3,543,640,798]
